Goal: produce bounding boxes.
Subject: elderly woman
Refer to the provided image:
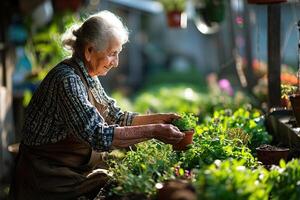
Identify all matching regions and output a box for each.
[10,10,184,200]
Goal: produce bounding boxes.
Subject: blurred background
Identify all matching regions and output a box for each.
[1,0,300,198]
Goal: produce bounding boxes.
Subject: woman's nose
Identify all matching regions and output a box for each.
[112,59,118,68]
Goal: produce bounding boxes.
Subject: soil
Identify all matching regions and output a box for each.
[256,144,289,151]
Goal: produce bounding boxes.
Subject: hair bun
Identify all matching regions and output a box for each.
[73,28,80,37]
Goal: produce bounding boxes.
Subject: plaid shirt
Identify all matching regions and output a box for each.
[22,57,137,151]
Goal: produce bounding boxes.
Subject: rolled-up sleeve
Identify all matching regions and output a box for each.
[57,74,115,151]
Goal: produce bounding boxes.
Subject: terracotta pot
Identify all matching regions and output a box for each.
[256,144,289,165]
[289,94,300,126]
[166,11,187,28]
[280,97,290,108]
[173,130,194,151]
[247,0,286,4]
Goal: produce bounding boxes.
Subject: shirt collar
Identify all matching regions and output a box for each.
[72,56,103,90]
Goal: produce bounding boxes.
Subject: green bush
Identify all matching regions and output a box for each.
[194,159,270,200]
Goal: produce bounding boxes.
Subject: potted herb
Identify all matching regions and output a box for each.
[159,0,187,28]
[256,144,289,166]
[281,84,297,108]
[172,113,198,151]
[268,159,300,199]
[197,0,225,24]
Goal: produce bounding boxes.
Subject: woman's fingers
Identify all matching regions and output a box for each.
[154,124,184,144]
[158,113,181,123]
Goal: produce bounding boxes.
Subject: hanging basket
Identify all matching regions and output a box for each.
[166,11,187,28]
[201,0,225,24]
[247,0,286,4]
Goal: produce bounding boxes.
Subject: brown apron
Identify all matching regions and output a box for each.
[10,58,111,200]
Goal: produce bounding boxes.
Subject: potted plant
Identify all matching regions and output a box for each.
[159,0,187,28]
[172,113,198,151]
[256,144,289,166]
[281,84,297,108]
[268,159,300,199]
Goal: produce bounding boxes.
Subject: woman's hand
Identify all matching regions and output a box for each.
[152,124,184,144]
[112,124,184,147]
[131,113,180,126]
[154,113,181,124]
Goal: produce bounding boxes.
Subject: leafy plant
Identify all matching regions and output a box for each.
[227,128,251,147]
[268,159,300,200]
[193,159,270,200]
[159,0,187,12]
[179,123,257,170]
[133,85,203,115]
[108,141,178,197]
[281,84,297,99]
[172,113,198,131]
[199,0,225,23]
[208,106,272,152]
[25,12,79,81]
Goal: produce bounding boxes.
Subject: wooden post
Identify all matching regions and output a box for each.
[243,2,256,91]
[267,4,281,108]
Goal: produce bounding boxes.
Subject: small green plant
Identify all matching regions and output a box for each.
[194,159,270,200]
[268,159,300,200]
[209,107,272,152]
[281,84,297,99]
[108,141,178,197]
[227,128,251,147]
[159,0,186,12]
[179,124,257,170]
[172,113,198,131]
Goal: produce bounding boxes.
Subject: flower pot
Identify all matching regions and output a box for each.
[289,94,300,126]
[173,130,194,151]
[156,179,196,200]
[166,11,187,28]
[247,0,286,4]
[280,97,290,108]
[256,144,289,165]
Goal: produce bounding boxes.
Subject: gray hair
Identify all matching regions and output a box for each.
[62,10,129,54]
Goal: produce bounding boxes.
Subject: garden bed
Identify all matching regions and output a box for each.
[100,106,300,199]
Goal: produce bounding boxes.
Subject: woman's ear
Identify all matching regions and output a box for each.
[84,44,93,62]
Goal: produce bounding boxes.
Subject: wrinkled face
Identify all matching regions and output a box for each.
[84,38,122,76]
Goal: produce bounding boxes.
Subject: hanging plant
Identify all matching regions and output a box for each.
[159,0,187,28]
[194,0,225,25]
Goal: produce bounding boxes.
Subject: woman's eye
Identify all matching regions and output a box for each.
[110,51,120,56]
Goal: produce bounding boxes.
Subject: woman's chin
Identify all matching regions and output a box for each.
[98,71,108,76]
